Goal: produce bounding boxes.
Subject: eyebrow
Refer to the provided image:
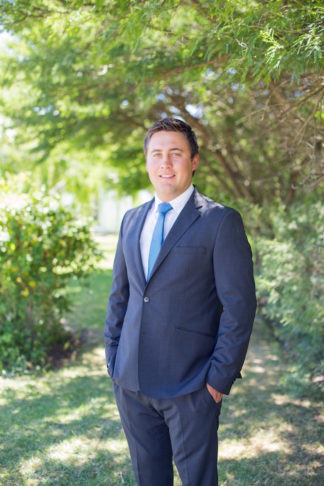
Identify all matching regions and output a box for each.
[150,147,184,154]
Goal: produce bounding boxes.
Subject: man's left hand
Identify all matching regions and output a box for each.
[206,383,223,403]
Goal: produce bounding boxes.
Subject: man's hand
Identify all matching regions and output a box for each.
[206,383,223,403]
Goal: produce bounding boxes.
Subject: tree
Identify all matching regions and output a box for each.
[0,0,323,379]
[0,0,322,205]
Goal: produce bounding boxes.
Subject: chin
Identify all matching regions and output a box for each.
[157,183,176,193]
[156,187,176,198]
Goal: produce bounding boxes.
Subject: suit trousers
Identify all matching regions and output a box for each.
[113,382,222,486]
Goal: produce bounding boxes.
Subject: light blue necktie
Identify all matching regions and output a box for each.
[147,202,172,280]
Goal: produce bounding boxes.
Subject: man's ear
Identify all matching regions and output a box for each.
[192,154,199,171]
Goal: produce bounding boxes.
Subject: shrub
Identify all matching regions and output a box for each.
[0,174,100,372]
[253,199,324,380]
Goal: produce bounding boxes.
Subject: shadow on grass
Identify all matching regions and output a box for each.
[217,318,323,485]
[1,378,116,441]
[29,450,137,486]
[0,341,136,485]
[1,318,323,485]
[219,450,323,486]
[1,449,136,486]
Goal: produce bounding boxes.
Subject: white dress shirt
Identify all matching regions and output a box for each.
[140,184,194,279]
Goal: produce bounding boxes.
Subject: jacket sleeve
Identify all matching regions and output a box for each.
[104,215,129,377]
[207,209,257,394]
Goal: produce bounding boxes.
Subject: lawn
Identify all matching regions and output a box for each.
[0,235,323,485]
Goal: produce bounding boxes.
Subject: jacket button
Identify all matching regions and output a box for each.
[144,296,150,303]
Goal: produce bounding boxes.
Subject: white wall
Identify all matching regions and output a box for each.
[95,189,152,233]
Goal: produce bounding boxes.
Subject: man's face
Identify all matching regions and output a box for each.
[145,131,199,202]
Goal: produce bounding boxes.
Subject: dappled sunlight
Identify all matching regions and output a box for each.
[19,456,43,477]
[0,395,8,407]
[52,398,119,425]
[1,317,322,484]
[247,352,280,364]
[0,351,106,397]
[220,426,292,460]
[0,377,53,404]
[0,376,50,394]
[244,351,280,372]
[239,376,268,390]
[79,344,106,365]
[246,364,266,374]
[271,393,312,408]
[242,361,281,383]
[222,403,248,418]
[46,436,127,464]
[53,363,104,380]
[303,442,324,456]
[19,435,129,476]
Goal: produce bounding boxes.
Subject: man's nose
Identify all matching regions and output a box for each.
[160,154,172,167]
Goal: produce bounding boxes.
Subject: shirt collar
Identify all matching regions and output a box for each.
[154,184,194,215]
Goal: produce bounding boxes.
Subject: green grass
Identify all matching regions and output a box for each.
[63,234,116,334]
[0,344,135,485]
[66,269,112,332]
[0,235,323,485]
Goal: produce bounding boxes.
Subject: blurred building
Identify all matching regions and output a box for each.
[93,189,152,234]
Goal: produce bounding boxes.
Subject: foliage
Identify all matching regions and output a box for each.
[0,173,101,372]
[254,198,324,378]
[0,0,323,204]
[0,0,323,383]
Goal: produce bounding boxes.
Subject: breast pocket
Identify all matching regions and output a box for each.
[172,246,208,272]
[174,245,207,254]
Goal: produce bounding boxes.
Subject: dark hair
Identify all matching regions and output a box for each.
[144,118,199,159]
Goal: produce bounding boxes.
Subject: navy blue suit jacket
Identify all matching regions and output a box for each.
[104,189,256,398]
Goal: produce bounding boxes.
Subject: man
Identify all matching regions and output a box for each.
[104,118,256,485]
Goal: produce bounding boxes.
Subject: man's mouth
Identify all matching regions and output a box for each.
[159,175,175,179]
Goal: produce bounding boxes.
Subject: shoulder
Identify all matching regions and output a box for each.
[194,191,250,250]
[194,189,240,223]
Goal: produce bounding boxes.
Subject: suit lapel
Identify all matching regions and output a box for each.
[131,198,154,287]
[147,189,202,283]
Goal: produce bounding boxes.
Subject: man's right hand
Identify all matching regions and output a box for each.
[206,383,223,403]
